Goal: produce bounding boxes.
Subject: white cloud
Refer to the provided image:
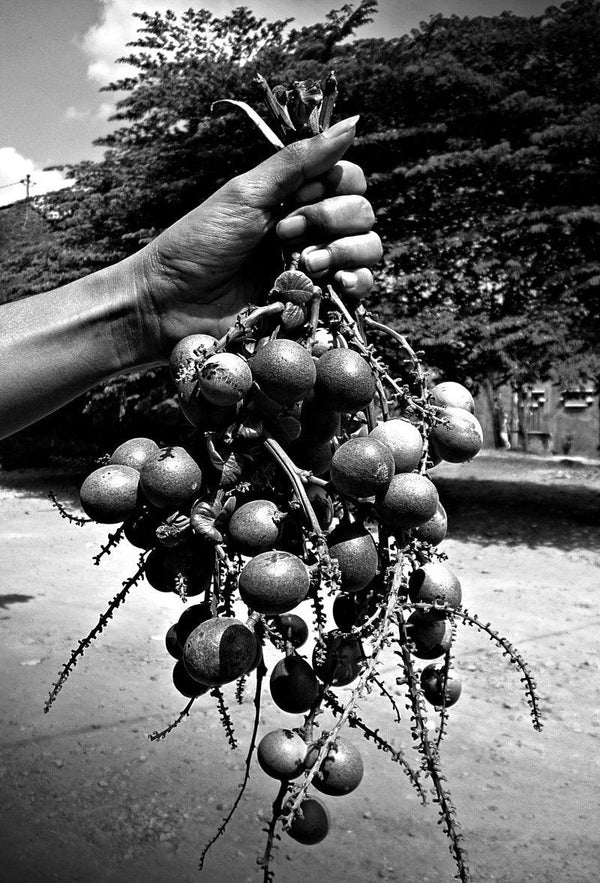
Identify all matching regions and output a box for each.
[81,0,225,85]
[0,148,74,208]
[65,106,91,121]
[64,102,115,122]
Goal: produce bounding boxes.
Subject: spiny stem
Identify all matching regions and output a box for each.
[48,491,92,526]
[260,779,288,883]
[92,524,126,565]
[453,608,543,731]
[211,687,238,749]
[147,697,195,742]
[283,562,403,826]
[44,555,146,713]
[397,610,470,883]
[322,689,426,801]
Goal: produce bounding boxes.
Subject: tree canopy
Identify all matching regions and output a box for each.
[1,0,599,456]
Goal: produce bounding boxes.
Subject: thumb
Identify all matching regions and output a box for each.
[237,116,360,208]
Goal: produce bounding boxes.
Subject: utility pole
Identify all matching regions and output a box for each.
[20,173,34,229]
[20,173,32,200]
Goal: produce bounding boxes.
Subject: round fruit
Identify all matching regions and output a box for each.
[238,551,310,615]
[429,407,483,463]
[375,473,439,532]
[123,508,160,549]
[139,446,203,509]
[269,614,309,648]
[413,502,448,546]
[306,738,364,796]
[270,655,319,713]
[109,437,160,472]
[79,464,140,524]
[305,484,334,530]
[227,499,283,555]
[179,388,236,431]
[257,728,307,780]
[289,439,333,476]
[420,664,463,707]
[327,522,378,593]
[165,624,183,660]
[172,660,209,698]
[287,797,330,845]
[298,395,341,443]
[312,632,364,686]
[330,437,395,499]
[430,381,474,413]
[183,617,257,686]
[143,543,214,597]
[250,339,316,405]
[408,561,462,612]
[368,419,423,473]
[332,589,375,631]
[406,611,453,660]
[199,352,252,406]
[315,348,376,413]
[169,333,217,380]
[176,602,212,642]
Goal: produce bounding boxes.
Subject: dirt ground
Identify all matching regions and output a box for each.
[0,451,599,883]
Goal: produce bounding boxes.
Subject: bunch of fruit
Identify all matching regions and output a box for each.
[46,75,542,883]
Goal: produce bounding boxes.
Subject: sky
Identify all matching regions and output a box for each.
[0,0,551,206]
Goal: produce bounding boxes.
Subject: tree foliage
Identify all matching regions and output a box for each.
[1,0,599,460]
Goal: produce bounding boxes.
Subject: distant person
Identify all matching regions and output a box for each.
[0,118,381,440]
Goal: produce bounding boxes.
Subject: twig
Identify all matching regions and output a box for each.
[199,660,266,870]
[44,554,147,712]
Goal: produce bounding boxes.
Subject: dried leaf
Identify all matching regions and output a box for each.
[212,99,284,149]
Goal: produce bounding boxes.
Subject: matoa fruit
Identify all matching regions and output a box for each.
[79,464,140,524]
[183,617,257,686]
[368,418,423,473]
[330,436,395,499]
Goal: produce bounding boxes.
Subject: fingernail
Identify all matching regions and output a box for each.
[277,215,307,239]
[305,248,330,274]
[323,115,360,140]
[339,271,358,290]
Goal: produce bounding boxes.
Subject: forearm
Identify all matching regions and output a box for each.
[0,256,152,440]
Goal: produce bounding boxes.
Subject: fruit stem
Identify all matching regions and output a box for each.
[260,779,289,882]
[263,436,325,540]
[282,560,404,827]
[215,302,285,352]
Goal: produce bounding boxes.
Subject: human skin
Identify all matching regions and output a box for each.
[0,118,382,439]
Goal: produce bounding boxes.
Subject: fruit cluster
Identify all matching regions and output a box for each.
[45,76,542,883]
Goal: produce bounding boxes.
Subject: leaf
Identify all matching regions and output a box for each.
[211,100,284,149]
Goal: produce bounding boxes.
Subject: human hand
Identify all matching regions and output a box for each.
[129,116,382,363]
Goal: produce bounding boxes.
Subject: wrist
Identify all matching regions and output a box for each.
[94,251,165,373]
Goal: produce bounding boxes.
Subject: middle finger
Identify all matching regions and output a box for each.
[276,194,375,244]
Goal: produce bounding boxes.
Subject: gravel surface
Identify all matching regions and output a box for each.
[0,453,599,883]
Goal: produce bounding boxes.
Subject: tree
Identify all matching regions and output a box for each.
[2,1,600,460]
